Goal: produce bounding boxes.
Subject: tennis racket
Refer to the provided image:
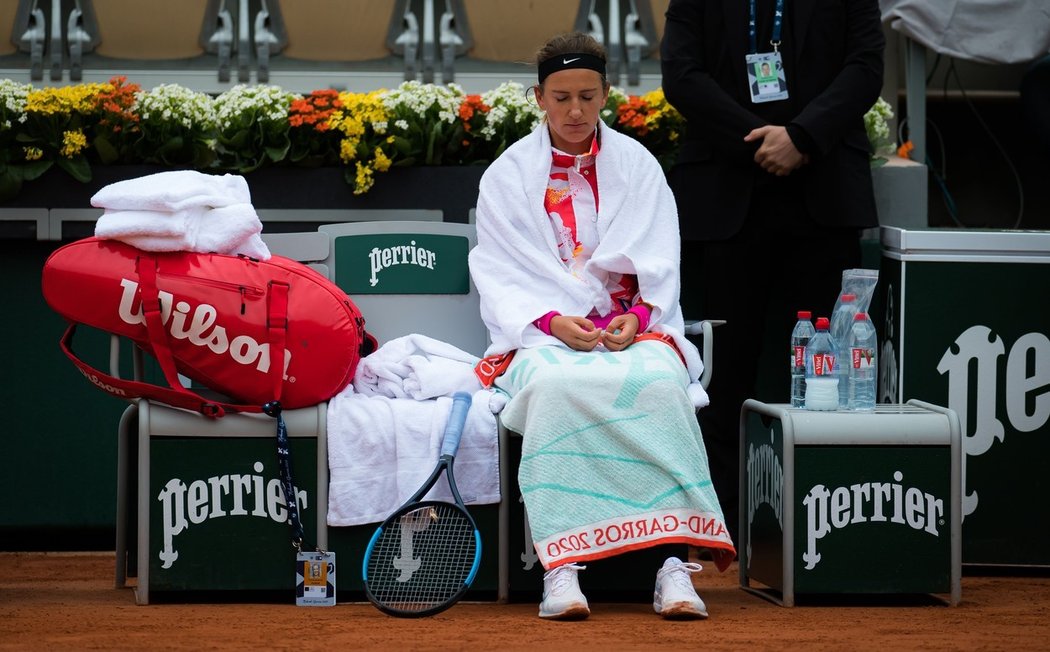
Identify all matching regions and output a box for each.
[362,391,482,617]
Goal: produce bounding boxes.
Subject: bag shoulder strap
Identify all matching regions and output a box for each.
[59,323,259,417]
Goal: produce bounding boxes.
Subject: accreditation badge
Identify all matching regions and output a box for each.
[746,51,789,104]
[296,550,336,606]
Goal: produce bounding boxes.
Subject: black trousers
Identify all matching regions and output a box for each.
[679,192,862,546]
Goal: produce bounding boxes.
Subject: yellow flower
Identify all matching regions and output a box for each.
[344,140,361,162]
[26,83,111,115]
[60,130,88,157]
[23,146,43,161]
[353,161,375,195]
[373,147,391,172]
[328,90,393,191]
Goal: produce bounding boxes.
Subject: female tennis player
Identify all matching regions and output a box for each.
[469,32,736,620]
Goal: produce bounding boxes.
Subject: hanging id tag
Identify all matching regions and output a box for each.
[296,550,336,606]
[746,51,789,103]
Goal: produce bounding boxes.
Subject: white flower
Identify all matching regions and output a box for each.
[383,81,464,125]
[607,85,628,107]
[0,79,31,124]
[864,97,895,155]
[134,84,217,130]
[213,84,297,130]
[478,81,542,140]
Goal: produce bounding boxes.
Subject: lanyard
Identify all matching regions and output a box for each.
[260,281,306,552]
[749,0,785,54]
[265,400,306,550]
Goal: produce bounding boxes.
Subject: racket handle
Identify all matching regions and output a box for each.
[440,391,473,457]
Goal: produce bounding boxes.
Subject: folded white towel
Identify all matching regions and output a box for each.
[93,208,199,238]
[91,171,251,212]
[353,334,481,399]
[354,357,412,399]
[325,388,501,527]
[402,354,480,400]
[113,231,271,260]
[94,203,270,260]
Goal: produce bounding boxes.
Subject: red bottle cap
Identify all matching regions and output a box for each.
[815,317,830,330]
[797,310,812,320]
[841,293,856,302]
[854,312,869,321]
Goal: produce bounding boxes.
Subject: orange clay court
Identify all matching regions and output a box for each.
[2,552,1049,651]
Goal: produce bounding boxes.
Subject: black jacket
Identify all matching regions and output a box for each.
[661,0,885,240]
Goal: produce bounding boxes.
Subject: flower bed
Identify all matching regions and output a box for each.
[0,76,893,201]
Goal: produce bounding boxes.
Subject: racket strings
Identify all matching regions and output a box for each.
[367,503,477,613]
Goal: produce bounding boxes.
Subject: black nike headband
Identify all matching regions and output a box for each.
[538,53,607,84]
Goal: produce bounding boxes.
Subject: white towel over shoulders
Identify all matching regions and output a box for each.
[468,120,707,405]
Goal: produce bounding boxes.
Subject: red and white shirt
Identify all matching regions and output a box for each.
[538,133,648,332]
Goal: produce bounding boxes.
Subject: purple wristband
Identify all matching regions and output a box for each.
[533,311,560,336]
[628,304,651,333]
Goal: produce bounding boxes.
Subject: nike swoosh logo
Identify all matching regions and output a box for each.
[563,57,581,64]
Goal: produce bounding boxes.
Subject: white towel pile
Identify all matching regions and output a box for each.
[326,388,504,527]
[353,333,482,399]
[91,170,270,259]
[326,335,502,526]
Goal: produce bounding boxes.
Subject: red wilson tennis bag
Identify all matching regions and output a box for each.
[41,237,375,417]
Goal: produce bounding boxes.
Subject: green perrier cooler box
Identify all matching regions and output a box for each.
[740,400,961,606]
[879,227,1050,566]
[142,432,319,598]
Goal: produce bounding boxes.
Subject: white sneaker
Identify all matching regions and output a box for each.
[653,557,709,619]
[539,563,590,620]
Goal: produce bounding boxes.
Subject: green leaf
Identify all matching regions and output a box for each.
[191,146,216,170]
[56,156,92,183]
[229,129,252,149]
[93,135,120,164]
[393,136,412,156]
[21,159,53,181]
[265,141,290,162]
[240,159,264,174]
[0,167,23,201]
[425,122,440,165]
[155,136,185,157]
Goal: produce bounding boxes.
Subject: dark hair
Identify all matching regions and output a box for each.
[535,32,608,87]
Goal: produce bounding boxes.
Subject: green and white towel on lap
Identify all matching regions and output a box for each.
[496,340,736,571]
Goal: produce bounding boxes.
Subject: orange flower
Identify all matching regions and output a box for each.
[96,75,141,135]
[616,96,651,136]
[458,94,490,132]
[289,90,344,133]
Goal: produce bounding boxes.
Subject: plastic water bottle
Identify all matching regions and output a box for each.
[848,312,878,411]
[831,293,858,408]
[790,310,815,407]
[804,317,839,411]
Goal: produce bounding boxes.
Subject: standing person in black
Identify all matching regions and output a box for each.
[660,0,885,544]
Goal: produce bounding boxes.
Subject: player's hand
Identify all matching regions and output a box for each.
[550,315,601,351]
[601,313,640,351]
[744,125,807,176]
